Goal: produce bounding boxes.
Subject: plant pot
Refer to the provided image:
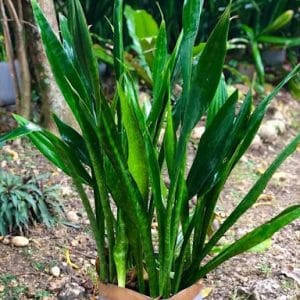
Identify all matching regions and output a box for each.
[97,281,205,300]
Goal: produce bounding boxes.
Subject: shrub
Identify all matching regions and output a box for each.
[1,0,299,298]
[0,170,62,235]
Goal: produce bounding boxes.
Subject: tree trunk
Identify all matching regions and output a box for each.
[23,0,75,132]
[0,0,31,119]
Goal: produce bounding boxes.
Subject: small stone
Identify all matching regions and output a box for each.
[66,211,80,223]
[258,123,278,142]
[26,286,36,298]
[48,277,69,292]
[90,259,96,266]
[191,126,205,140]
[266,119,286,134]
[0,285,4,292]
[0,236,4,241]
[272,110,285,121]
[58,282,85,300]
[250,278,283,300]
[250,134,263,150]
[11,236,29,247]
[61,186,73,197]
[2,236,10,245]
[71,239,79,247]
[50,266,61,277]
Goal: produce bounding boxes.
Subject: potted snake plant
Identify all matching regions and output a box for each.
[1,0,299,298]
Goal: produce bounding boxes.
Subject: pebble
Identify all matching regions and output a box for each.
[2,236,10,245]
[66,211,80,223]
[0,285,4,292]
[250,278,283,300]
[191,126,205,140]
[11,236,29,247]
[48,277,69,292]
[58,282,85,300]
[250,134,263,150]
[71,239,79,247]
[258,123,278,142]
[266,119,286,134]
[50,266,61,277]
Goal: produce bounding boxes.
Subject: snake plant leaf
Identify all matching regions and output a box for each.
[147,32,182,137]
[187,90,238,198]
[234,64,300,164]
[164,98,176,177]
[0,125,36,144]
[257,35,300,47]
[68,0,102,113]
[117,83,149,200]
[152,21,168,104]
[192,205,300,285]
[124,5,158,75]
[13,115,92,185]
[178,0,204,117]
[206,74,227,128]
[180,5,230,139]
[201,134,300,258]
[53,114,91,166]
[113,0,124,80]
[31,0,91,125]
[59,14,75,63]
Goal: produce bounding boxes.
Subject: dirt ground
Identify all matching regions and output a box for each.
[0,88,299,300]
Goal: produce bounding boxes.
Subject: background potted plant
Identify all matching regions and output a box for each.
[1,0,299,298]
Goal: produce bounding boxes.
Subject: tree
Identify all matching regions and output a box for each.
[0,0,31,119]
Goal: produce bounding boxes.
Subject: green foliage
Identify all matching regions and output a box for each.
[0,34,6,61]
[0,273,27,299]
[1,0,300,298]
[0,170,62,235]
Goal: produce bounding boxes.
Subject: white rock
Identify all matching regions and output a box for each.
[70,239,79,247]
[66,211,79,223]
[191,126,205,140]
[266,119,286,134]
[250,134,263,150]
[272,110,285,121]
[2,236,10,245]
[58,282,85,300]
[50,266,61,277]
[258,123,278,142]
[11,236,29,247]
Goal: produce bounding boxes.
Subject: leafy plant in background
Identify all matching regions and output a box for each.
[1,0,300,298]
[241,8,300,90]
[0,170,62,235]
[0,36,6,61]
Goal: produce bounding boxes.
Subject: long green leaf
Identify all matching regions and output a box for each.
[186,205,300,287]
[53,114,91,166]
[181,5,230,135]
[234,64,300,163]
[187,91,238,198]
[68,0,102,115]
[31,0,91,125]
[201,134,300,260]
[118,83,149,200]
[206,74,227,128]
[124,5,158,75]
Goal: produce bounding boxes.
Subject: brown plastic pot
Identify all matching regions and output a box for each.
[97,281,204,300]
